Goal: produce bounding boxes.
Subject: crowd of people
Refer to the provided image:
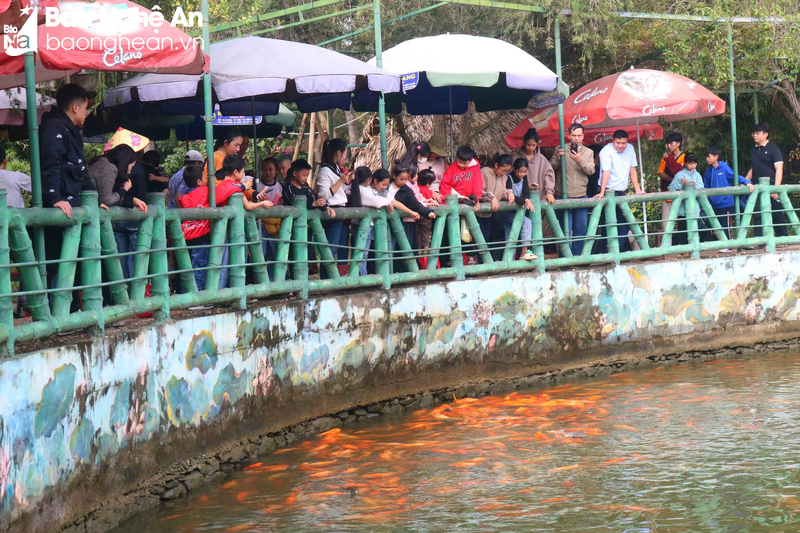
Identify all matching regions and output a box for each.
[0,84,789,311]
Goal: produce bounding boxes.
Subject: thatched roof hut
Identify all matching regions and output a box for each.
[351,102,543,170]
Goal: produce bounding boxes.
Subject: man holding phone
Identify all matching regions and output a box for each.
[551,123,596,255]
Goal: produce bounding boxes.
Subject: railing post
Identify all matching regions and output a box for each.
[373,209,391,289]
[291,196,309,299]
[683,182,700,259]
[0,191,14,356]
[529,191,545,272]
[603,190,620,263]
[226,193,247,308]
[23,52,46,289]
[79,191,104,338]
[758,177,775,252]
[445,195,465,280]
[148,193,170,322]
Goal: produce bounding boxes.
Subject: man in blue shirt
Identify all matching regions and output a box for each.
[168,150,204,208]
[594,130,643,252]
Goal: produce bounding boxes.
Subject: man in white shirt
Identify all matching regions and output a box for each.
[594,130,643,252]
[0,146,32,208]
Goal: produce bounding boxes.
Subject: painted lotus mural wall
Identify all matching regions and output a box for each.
[1,251,799,520]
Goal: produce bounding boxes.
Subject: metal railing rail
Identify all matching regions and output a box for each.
[0,177,796,355]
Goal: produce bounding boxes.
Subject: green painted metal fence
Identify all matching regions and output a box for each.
[0,177,795,355]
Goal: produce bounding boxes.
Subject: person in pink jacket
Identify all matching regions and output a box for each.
[439,146,483,211]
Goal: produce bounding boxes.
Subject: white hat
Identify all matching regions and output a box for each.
[185,150,203,162]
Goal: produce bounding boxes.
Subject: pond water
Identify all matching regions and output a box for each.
[119,352,800,532]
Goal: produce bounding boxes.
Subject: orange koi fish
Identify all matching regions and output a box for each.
[600,457,629,466]
[273,447,300,454]
[548,464,580,473]
[308,470,336,478]
[227,524,256,532]
[677,396,714,402]
[613,425,639,432]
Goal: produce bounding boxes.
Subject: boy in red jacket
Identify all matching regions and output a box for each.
[440,146,483,210]
[439,145,483,265]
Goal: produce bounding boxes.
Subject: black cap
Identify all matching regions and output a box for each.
[56,83,96,111]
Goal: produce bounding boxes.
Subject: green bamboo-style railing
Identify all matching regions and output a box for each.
[0,177,796,355]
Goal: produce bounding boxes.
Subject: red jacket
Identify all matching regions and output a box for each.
[439,159,483,199]
[179,180,244,241]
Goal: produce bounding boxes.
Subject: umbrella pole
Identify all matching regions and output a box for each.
[252,97,258,179]
[555,16,570,242]
[448,86,454,161]
[201,0,216,207]
[636,118,648,237]
[23,52,46,287]
[373,0,388,169]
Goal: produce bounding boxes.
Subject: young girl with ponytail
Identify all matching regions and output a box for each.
[315,138,351,277]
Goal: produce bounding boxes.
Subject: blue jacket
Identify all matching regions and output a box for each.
[703,161,751,209]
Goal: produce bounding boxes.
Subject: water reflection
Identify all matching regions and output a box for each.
[119,353,800,532]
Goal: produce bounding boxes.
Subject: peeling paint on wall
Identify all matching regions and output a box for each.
[0,252,798,521]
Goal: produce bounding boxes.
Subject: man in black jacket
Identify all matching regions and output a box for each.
[40,84,95,301]
[40,83,95,217]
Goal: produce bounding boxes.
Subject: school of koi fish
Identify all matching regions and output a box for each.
[121,353,800,532]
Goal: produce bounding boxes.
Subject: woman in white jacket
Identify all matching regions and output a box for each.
[315,138,351,278]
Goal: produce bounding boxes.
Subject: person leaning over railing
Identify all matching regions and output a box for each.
[667,153,708,246]
[703,146,754,246]
[514,128,556,252]
[505,158,537,261]
[401,161,438,256]
[551,124,596,257]
[39,84,96,303]
[387,162,436,272]
[656,133,685,247]
[283,159,336,215]
[88,144,148,213]
[179,155,273,293]
[416,170,438,255]
[440,146,482,265]
[316,139,351,279]
[347,167,397,276]
[479,154,514,257]
[88,144,148,303]
[594,130,643,253]
[283,159,336,278]
[255,157,283,281]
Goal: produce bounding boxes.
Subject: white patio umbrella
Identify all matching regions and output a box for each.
[105,36,401,114]
[105,36,401,169]
[369,34,567,157]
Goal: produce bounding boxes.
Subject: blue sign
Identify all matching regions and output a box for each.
[212,114,264,126]
[211,103,263,126]
[402,72,419,93]
[535,90,566,108]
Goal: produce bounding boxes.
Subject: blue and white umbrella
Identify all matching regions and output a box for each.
[368,34,566,115]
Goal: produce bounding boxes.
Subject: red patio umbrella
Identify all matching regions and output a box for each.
[0,0,206,88]
[544,69,725,235]
[505,106,663,149]
[548,69,726,131]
